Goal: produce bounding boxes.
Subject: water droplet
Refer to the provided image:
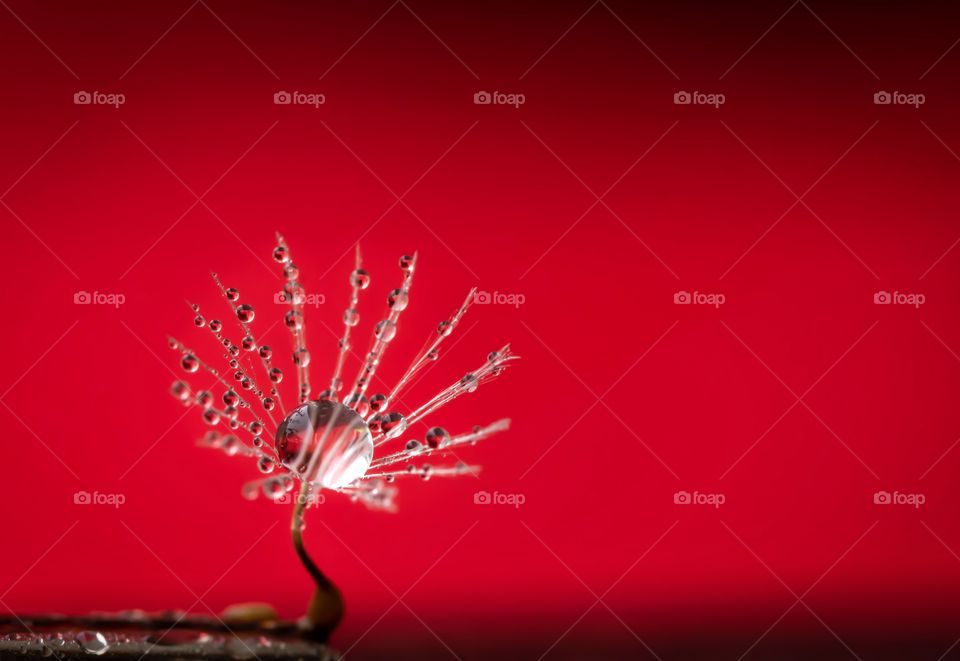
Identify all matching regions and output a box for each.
[240,377,253,390]
[375,319,397,342]
[196,390,213,407]
[387,288,409,311]
[380,411,407,439]
[343,308,359,327]
[223,390,239,406]
[170,381,190,401]
[203,409,220,425]
[487,350,501,363]
[293,348,310,366]
[275,401,374,489]
[193,315,205,327]
[228,345,240,357]
[241,336,255,351]
[209,319,223,332]
[345,394,370,417]
[351,269,370,289]
[425,426,450,449]
[237,304,255,323]
[437,320,452,336]
[180,354,199,373]
[460,373,479,393]
[427,348,439,360]
[263,478,284,500]
[250,421,264,435]
[405,439,422,452]
[284,263,300,280]
[226,287,240,302]
[252,435,263,447]
[420,464,432,481]
[263,397,276,411]
[369,393,387,412]
[269,368,283,383]
[224,406,239,421]
[316,389,334,402]
[285,311,303,330]
[223,435,240,456]
[257,456,275,474]
[273,245,288,263]
[75,631,109,656]
[258,345,272,359]
[399,255,415,271]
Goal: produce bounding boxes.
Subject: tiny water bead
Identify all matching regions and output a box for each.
[258,345,272,359]
[275,401,373,489]
[193,315,205,327]
[343,308,359,327]
[350,269,370,289]
[269,367,283,383]
[170,381,190,401]
[375,319,397,342]
[273,245,288,263]
[180,354,199,373]
[226,287,240,302]
[460,373,478,393]
[425,426,449,449]
[293,349,310,366]
[236,304,255,323]
[209,319,223,333]
[387,288,409,311]
[399,254,415,271]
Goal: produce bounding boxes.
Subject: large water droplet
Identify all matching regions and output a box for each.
[275,401,373,489]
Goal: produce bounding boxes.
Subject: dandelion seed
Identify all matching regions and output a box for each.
[168,233,518,639]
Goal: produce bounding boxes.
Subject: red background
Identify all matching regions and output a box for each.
[3,1,960,658]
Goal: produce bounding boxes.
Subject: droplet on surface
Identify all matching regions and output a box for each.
[437,320,452,336]
[225,287,240,302]
[387,288,409,311]
[343,308,359,327]
[399,255,415,271]
[460,373,479,393]
[293,348,310,366]
[75,631,109,656]
[380,411,407,439]
[273,245,288,263]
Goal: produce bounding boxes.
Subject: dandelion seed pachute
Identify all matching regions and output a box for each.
[168,234,518,511]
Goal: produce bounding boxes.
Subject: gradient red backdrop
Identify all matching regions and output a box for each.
[3,1,960,659]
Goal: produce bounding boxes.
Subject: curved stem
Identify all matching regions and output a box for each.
[291,482,334,590]
[290,481,344,640]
